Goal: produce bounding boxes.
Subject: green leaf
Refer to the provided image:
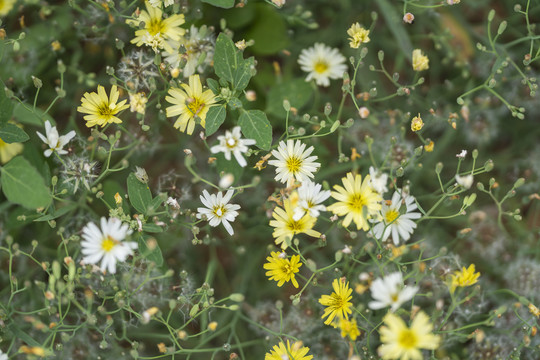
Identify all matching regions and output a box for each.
[238,110,272,150]
[202,0,235,8]
[234,56,255,92]
[0,85,13,128]
[0,156,51,209]
[227,97,243,110]
[207,78,220,95]
[138,234,164,266]
[205,105,227,136]
[127,173,152,215]
[0,123,29,143]
[142,223,164,233]
[214,33,238,84]
[266,79,314,117]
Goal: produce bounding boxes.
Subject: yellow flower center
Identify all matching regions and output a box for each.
[101,236,117,252]
[385,209,400,223]
[398,328,418,349]
[148,19,165,36]
[281,262,295,277]
[329,293,347,312]
[286,156,302,174]
[97,103,116,120]
[213,205,225,218]
[391,293,399,302]
[187,97,205,117]
[349,194,366,211]
[226,138,238,149]
[314,61,329,74]
[286,219,303,232]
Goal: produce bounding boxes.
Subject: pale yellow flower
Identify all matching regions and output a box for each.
[412,49,429,71]
[126,2,186,53]
[269,199,320,249]
[327,172,382,231]
[165,74,217,135]
[378,311,441,360]
[347,23,370,49]
[77,85,129,128]
[129,92,148,115]
[411,114,424,132]
[265,340,313,360]
[0,0,16,16]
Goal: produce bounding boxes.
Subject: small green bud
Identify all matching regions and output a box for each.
[230,293,245,302]
[189,303,199,318]
[513,178,525,188]
[484,159,494,171]
[282,99,291,112]
[378,50,384,62]
[476,182,484,191]
[330,120,340,133]
[435,162,443,174]
[52,260,61,279]
[488,9,496,22]
[32,76,43,89]
[335,251,343,262]
[324,103,332,116]
[396,167,404,177]
[497,21,507,35]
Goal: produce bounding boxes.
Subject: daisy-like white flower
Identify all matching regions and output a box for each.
[369,272,419,312]
[210,126,256,167]
[292,179,331,221]
[269,199,321,249]
[378,311,440,360]
[0,349,8,360]
[298,43,347,87]
[77,85,129,128]
[265,340,313,360]
[165,74,217,135]
[196,189,240,235]
[327,172,382,231]
[372,191,421,245]
[268,139,321,185]
[319,278,353,325]
[126,2,185,53]
[36,120,76,157]
[81,217,137,274]
[369,166,389,194]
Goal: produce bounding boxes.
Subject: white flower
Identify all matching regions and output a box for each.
[456,150,467,158]
[455,174,473,189]
[81,217,137,274]
[0,350,8,360]
[196,189,241,235]
[369,272,419,312]
[210,126,256,167]
[219,173,235,188]
[36,120,76,158]
[268,139,321,184]
[298,43,347,87]
[292,179,331,221]
[166,197,179,209]
[372,191,421,245]
[369,166,388,194]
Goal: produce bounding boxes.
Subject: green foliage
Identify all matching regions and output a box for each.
[127,173,152,215]
[205,105,227,136]
[202,0,235,9]
[0,123,29,143]
[266,79,314,117]
[238,110,272,150]
[0,156,51,209]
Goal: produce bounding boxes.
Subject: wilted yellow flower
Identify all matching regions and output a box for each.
[528,303,540,318]
[0,138,23,164]
[208,321,218,331]
[424,140,434,152]
[337,317,361,340]
[411,114,424,132]
[412,49,429,71]
[347,23,370,49]
[450,264,480,293]
[129,92,148,115]
[19,346,46,356]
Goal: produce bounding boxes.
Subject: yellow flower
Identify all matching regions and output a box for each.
[0,0,16,16]
[0,138,23,164]
[319,278,353,325]
[378,311,441,360]
[412,49,429,71]
[411,114,424,132]
[269,198,321,249]
[77,85,129,128]
[129,92,148,115]
[450,264,480,293]
[265,340,313,360]
[165,74,217,135]
[264,251,302,288]
[126,2,186,53]
[337,317,361,341]
[424,140,434,152]
[327,172,382,231]
[347,23,370,49]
